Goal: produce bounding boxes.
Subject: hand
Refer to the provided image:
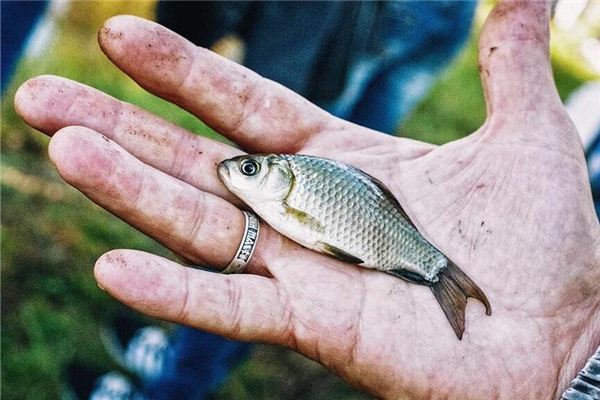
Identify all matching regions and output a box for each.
[15,2,599,398]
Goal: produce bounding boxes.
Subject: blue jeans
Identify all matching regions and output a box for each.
[146,2,477,399]
[586,130,600,217]
[1,1,48,94]
[324,1,477,133]
[143,328,250,399]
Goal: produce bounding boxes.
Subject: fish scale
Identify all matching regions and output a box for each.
[283,154,446,281]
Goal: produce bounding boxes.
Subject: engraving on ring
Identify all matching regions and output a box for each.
[235,215,259,263]
[222,211,260,274]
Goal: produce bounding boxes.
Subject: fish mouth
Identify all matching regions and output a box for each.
[216,162,230,184]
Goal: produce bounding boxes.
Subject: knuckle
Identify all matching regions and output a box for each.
[223,277,244,336]
[175,267,192,322]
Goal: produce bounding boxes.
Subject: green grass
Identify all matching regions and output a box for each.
[1,1,594,399]
[400,39,486,144]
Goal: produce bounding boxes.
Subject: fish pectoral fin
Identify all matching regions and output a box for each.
[316,242,364,264]
[283,203,324,233]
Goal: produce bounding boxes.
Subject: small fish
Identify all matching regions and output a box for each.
[217,154,491,339]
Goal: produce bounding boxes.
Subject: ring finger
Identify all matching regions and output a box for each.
[49,125,289,276]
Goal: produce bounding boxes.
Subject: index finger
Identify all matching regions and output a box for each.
[99,15,343,153]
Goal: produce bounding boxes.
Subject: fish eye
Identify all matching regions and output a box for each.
[240,159,260,176]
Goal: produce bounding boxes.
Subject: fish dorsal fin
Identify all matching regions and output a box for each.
[316,241,364,264]
[353,167,417,230]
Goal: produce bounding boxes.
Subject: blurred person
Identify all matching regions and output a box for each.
[63,313,248,400]
[79,2,478,399]
[1,0,48,94]
[15,1,600,400]
[565,81,600,217]
[67,2,479,399]
[157,1,477,134]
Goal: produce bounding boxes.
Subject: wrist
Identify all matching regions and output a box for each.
[556,310,600,399]
[559,345,600,399]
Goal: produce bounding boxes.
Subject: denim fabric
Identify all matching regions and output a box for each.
[586,130,600,217]
[0,1,48,94]
[156,1,477,131]
[150,2,477,399]
[241,2,346,95]
[157,1,347,96]
[323,1,477,133]
[143,327,250,399]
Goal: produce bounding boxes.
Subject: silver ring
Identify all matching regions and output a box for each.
[222,211,260,274]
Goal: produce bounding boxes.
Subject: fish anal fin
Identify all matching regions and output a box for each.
[283,202,324,233]
[386,269,432,285]
[316,242,364,264]
[430,261,492,340]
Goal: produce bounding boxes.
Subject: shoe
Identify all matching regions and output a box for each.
[63,362,145,400]
[101,313,171,381]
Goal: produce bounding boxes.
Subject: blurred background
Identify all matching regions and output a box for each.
[1,1,599,399]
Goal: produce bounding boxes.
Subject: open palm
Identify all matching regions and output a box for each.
[15,2,599,398]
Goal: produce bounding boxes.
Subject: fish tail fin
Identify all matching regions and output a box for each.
[430,261,492,340]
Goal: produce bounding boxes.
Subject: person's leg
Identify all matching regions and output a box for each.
[346,1,478,133]
[155,1,252,49]
[64,362,145,400]
[347,61,439,134]
[565,81,600,217]
[242,2,345,96]
[319,56,381,120]
[143,327,251,400]
[1,1,48,92]
[585,129,600,217]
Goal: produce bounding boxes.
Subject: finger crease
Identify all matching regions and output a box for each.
[183,193,207,256]
[225,277,244,337]
[109,100,127,138]
[174,46,202,98]
[229,75,261,139]
[275,283,295,346]
[294,113,335,153]
[176,266,192,322]
[128,171,147,214]
[169,132,196,182]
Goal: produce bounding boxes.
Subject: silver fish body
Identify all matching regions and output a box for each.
[217,154,491,339]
